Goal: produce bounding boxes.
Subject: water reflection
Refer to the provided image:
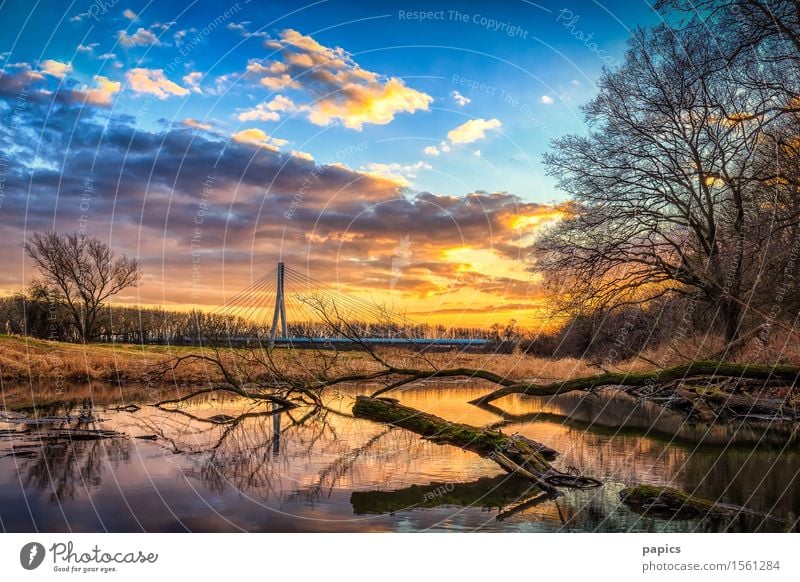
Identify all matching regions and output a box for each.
[0,382,797,532]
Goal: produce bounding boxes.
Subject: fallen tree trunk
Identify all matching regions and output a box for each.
[469,360,800,405]
[619,485,780,523]
[352,396,601,494]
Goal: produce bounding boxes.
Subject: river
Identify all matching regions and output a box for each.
[1,382,797,532]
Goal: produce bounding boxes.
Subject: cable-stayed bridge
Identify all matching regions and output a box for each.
[214,262,489,350]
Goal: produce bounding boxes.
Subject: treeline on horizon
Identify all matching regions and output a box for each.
[0,287,688,360]
[0,291,511,345]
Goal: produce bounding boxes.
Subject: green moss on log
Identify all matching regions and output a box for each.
[353,396,554,462]
[619,485,729,519]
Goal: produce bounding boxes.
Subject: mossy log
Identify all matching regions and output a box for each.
[352,396,600,493]
[469,360,800,405]
[620,485,739,520]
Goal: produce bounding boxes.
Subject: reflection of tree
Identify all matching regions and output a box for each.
[286,427,392,504]
[20,427,130,503]
[142,401,345,498]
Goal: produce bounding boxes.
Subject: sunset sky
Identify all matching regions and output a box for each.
[0,0,660,328]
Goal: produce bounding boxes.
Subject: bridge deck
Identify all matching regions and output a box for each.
[271,337,489,346]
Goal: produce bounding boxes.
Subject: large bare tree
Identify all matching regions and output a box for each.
[24,232,141,342]
[537,21,798,344]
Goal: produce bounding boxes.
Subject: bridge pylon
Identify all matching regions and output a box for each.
[269,261,288,345]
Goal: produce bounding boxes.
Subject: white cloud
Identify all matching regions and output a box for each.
[266,94,296,112]
[227,21,268,38]
[77,43,98,53]
[126,68,189,99]
[118,27,161,48]
[447,118,501,144]
[451,90,471,106]
[540,95,554,105]
[174,28,198,46]
[123,8,138,20]
[423,146,440,156]
[183,72,203,94]
[236,95,299,122]
[237,105,280,122]
[361,161,431,187]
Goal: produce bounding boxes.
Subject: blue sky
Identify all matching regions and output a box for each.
[0,0,665,325]
[1,0,663,200]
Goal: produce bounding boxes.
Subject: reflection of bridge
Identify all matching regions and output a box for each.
[218,262,489,350]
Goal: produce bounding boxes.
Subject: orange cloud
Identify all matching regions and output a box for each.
[307,77,432,130]
[182,118,212,130]
[231,128,288,151]
[126,68,189,99]
[247,29,432,130]
[39,59,72,79]
[75,75,121,106]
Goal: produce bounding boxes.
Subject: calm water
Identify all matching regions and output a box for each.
[1,382,798,532]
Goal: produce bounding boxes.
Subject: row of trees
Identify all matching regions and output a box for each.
[0,291,501,346]
[7,231,499,345]
[537,0,800,349]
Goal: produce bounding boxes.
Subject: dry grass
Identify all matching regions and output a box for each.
[0,335,213,385]
[2,331,798,391]
[632,330,800,369]
[375,348,596,381]
[0,335,599,387]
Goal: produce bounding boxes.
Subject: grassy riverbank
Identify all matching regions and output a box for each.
[0,334,598,386]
